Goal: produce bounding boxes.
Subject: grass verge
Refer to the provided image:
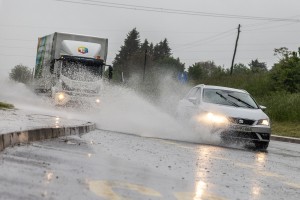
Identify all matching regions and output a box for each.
[0,102,14,110]
[272,121,300,138]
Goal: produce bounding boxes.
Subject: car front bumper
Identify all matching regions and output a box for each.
[219,124,271,143]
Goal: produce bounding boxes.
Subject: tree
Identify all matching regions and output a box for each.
[9,64,32,84]
[154,56,184,76]
[249,59,268,73]
[153,38,171,61]
[232,63,251,74]
[188,61,226,83]
[274,47,290,60]
[112,29,183,85]
[270,47,300,93]
[112,28,141,81]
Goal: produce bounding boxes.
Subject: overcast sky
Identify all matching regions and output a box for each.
[0,0,299,77]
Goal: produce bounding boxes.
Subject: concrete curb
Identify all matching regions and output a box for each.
[0,123,96,152]
[271,135,300,144]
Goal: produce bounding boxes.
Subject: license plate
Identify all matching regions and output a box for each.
[229,125,252,132]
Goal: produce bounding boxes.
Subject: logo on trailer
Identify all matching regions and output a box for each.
[78,46,88,54]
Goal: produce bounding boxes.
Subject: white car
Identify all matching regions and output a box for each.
[177,84,271,150]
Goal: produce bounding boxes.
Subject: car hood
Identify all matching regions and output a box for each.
[200,102,269,120]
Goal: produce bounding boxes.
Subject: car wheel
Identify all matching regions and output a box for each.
[254,141,269,150]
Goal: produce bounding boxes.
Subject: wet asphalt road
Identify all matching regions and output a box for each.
[0,129,299,200]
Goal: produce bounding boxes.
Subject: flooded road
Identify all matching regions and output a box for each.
[0,129,299,200]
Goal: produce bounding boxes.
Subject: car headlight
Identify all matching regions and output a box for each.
[197,112,229,124]
[257,119,270,126]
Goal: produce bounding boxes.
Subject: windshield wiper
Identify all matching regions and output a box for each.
[216,92,240,107]
[227,94,255,108]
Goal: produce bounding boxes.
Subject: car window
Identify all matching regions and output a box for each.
[195,87,202,104]
[202,88,259,109]
[185,87,198,99]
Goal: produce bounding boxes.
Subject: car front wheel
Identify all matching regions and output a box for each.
[254,141,269,150]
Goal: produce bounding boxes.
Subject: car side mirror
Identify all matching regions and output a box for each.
[188,97,197,105]
[260,105,267,110]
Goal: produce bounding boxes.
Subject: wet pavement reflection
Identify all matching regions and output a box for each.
[0,129,299,199]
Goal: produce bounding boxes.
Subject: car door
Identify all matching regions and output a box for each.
[177,87,201,118]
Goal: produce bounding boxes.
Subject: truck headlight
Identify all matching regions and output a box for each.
[58,93,65,101]
[257,119,269,126]
[55,92,69,105]
[95,98,100,104]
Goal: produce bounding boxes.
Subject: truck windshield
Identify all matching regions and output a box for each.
[61,61,103,82]
[202,89,259,109]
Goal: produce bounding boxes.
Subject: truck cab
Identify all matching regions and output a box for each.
[34,32,112,106]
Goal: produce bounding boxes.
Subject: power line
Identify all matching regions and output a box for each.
[53,0,300,22]
[0,38,35,42]
[175,49,276,53]
[0,54,35,57]
[244,21,300,32]
[243,14,300,28]
[174,29,236,51]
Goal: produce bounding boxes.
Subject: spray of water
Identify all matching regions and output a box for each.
[0,75,221,145]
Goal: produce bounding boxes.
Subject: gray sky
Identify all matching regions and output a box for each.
[0,0,300,77]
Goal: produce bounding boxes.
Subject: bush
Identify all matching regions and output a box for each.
[9,64,32,85]
[257,92,300,122]
[0,102,14,109]
[198,73,272,97]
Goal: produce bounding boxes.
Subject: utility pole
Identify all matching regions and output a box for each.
[143,48,147,82]
[230,24,241,75]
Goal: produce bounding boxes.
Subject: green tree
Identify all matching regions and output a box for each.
[249,59,268,73]
[9,64,32,84]
[270,47,300,93]
[188,61,225,83]
[112,29,183,85]
[274,47,290,60]
[153,39,171,61]
[112,28,141,81]
[233,63,251,74]
[154,57,184,77]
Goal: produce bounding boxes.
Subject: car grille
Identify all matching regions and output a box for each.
[221,130,270,141]
[228,117,255,125]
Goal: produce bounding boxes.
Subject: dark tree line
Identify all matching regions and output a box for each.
[112,28,184,84]
[187,59,268,84]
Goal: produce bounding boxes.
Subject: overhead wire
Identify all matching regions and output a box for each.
[2,0,299,66]
[243,14,300,28]
[53,0,300,22]
[243,21,300,32]
[173,28,236,51]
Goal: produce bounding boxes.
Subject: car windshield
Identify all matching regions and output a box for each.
[202,88,259,109]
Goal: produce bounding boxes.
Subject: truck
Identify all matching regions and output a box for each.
[33,32,112,106]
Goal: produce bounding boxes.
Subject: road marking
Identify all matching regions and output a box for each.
[284,182,300,189]
[174,192,226,200]
[257,171,284,179]
[88,180,161,200]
